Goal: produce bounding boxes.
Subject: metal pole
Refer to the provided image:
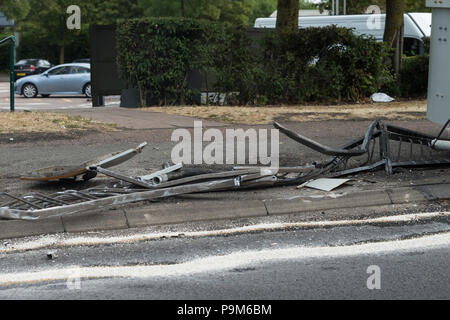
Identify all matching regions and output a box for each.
[344,0,346,15]
[332,0,335,15]
[336,0,339,15]
[9,38,15,112]
[0,36,16,112]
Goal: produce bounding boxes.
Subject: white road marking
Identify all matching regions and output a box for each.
[0,102,49,106]
[0,232,449,286]
[1,211,448,254]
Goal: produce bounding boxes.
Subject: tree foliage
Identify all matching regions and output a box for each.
[138,0,278,26]
[0,0,30,21]
[1,0,144,63]
[404,0,430,12]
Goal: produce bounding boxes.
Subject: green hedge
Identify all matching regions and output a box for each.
[117,18,222,106]
[400,54,429,98]
[254,27,389,103]
[117,18,391,106]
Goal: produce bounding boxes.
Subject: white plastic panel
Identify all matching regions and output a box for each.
[427,0,450,9]
[427,8,450,124]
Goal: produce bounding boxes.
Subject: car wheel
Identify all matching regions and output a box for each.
[22,83,38,98]
[83,83,91,98]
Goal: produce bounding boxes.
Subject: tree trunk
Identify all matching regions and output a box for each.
[59,30,65,64]
[276,0,299,32]
[59,45,65,64]
[384,0,404,76]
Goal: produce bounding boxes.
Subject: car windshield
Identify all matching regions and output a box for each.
[16,59,38,65]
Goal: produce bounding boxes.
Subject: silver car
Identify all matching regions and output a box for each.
[15,63,91,98]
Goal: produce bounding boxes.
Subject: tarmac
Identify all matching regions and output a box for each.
[1,105,449,240]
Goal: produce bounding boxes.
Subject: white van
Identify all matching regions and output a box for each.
[254,13,431,55]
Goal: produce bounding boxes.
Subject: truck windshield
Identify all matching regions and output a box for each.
[409,13,432,37]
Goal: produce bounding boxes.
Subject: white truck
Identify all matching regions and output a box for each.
[254,13,432,55]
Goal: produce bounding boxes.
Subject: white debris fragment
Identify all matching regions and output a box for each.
[371,92,395,103]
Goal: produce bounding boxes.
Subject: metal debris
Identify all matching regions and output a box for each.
[20,142,147,181]
[298,178,351,192]
[273,119,450,181]
[1,119,449,221]
[0,172,276,220]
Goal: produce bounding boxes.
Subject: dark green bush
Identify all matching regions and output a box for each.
[257,27,389,103]
[400,54,429,98]
[117,18,222,106]
[117,18,391,106]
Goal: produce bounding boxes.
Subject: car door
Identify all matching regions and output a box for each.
[65,66,90,93]
[39,66,70,93]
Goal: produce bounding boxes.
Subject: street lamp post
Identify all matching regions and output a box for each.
[0,35,15,112]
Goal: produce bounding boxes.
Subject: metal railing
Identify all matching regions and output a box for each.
[0,35,15,112]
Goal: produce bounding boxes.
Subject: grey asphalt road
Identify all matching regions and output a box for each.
[0,82,120,110]
[0,215,448,299]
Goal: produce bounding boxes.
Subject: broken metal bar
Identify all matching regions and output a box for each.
[91,167,153,188]
[148,169,263,189]
[1,192,44,209]
[138,163,183,182]
[20,142,148,182]
[152,168,217,185]
[233,166,316,174]
[32,193,71,206]
[274,121,368,157]
[94,142,148,169]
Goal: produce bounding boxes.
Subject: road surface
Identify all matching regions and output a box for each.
[0,212,448,299]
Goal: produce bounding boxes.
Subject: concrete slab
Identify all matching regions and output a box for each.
[0,217,64,240]
[417,183,450,200]
[265,190,392,216]
[386,187,427,204]
[125,200,268,227]
[62,209,128,233]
